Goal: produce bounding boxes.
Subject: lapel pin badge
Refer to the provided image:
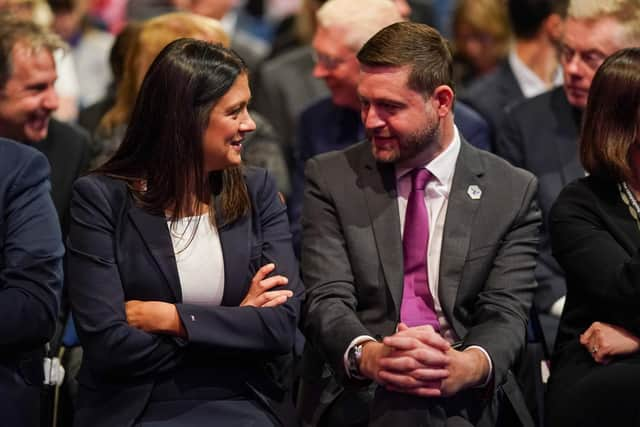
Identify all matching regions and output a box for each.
[467,185,482,200]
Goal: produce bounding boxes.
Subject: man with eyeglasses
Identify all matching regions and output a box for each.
[287,0,491,253]
[496,0,640,351]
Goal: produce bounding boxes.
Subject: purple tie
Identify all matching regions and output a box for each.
[400,168,440,329]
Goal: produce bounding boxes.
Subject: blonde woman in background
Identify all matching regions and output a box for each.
[451,0,511,88]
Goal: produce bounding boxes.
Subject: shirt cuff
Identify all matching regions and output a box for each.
[465,345,493,388]
[343,335,377,378]
[549,296,566,318]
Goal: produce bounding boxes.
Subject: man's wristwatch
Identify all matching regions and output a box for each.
[347,343,365,379]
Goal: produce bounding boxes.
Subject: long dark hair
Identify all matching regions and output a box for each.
[97,38,250,225]
[580,47,640,182]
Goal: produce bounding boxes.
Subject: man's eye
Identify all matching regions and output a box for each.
[27,84,48,92]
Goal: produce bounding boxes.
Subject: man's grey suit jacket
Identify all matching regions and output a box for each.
[299,139,541,425]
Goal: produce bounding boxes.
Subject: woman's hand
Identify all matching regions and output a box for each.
[240,263,292,308]
[126,300,186,337]
[580,321,640,364]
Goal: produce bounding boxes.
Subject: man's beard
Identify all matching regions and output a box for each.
[370,118,440,164]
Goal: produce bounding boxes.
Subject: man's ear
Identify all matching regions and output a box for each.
[432,85,454,117]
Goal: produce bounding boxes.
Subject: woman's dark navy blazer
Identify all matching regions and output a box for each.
[67,166,303,427]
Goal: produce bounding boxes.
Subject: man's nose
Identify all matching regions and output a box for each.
[43,87,59,111]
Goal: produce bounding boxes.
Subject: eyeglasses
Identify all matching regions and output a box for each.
[560,44,607,71]
[311,49,346,71]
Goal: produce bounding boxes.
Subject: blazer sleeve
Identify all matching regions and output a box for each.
[0,150,62,350]
[461,174,541,386]
[300,156,374,380]
[175,169,303,354]
[67,177,184,378]
[551,181,640,307]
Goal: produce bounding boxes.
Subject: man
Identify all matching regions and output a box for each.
[299,21,541,427]
[0,16,92,233]
[496,0,640,350]
[461,0,567,140]
[253,0,413,159]
[288,0,491,252]
[0,137,64,426]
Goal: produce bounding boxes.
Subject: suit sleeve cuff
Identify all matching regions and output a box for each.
[465,345,493,388]
[343,335,377,378]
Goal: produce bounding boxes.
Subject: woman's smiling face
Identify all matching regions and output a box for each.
[202,73,256,172]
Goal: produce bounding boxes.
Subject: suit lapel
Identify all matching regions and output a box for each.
[438,141,484,331]
[128,205,182,301]
[216,195,252,306]
[361,150,405,313]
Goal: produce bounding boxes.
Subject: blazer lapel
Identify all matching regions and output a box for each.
[438,141,484,332]
[128,205,182,301]
[361,151,404,313]
[216,196,252,306]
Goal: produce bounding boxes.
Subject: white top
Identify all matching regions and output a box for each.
[509,48,563,99]
[167,215,225,306]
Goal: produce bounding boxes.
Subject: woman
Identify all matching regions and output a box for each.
[546,47,640,426]
[95,12,229,165]
[67,38,302,426]
[93,12,291,196]
[451,0,510,88]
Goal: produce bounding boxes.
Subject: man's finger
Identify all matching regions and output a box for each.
[383,348,449,368]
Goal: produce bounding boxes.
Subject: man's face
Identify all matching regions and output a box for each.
[312,25,361,110]
[561,16,629,109]
[358,65,441,164]
[0,43,58,143]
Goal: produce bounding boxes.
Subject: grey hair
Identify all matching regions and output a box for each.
[316,0,403,51]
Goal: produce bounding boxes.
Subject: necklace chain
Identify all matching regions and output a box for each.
[619,182,640,230]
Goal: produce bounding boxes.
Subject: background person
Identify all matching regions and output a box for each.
[546,47,640,427]
[0,137,63,427]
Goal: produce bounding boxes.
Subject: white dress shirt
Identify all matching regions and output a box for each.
[509,49,563,99]
[344,127,492,385]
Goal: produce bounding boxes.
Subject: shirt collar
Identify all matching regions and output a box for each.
[509,48,563,98]
[396,125,461,193]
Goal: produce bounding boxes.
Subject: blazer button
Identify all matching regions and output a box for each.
[190,314,196,321]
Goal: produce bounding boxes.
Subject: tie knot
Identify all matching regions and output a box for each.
[411,168,431,191]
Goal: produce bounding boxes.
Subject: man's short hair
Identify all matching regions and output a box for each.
[316,0,402,51]
[357,21,454,95]
[0,16,65,89]
[508,0,569,39]
[568,0,640,45]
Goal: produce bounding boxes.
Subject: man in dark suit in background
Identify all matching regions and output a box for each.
[287,0,492,253]
[0,138,64,427]
[496,0,640,351]
[0,17,92,234]
[461,0,567,142]
[299,21,541,427]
